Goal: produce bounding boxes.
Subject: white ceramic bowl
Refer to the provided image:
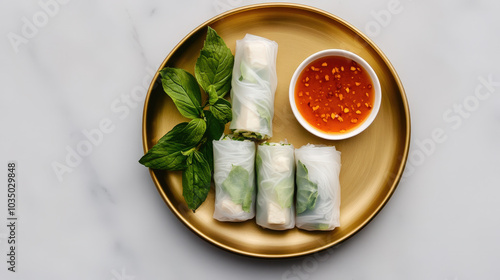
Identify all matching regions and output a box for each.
[289,49,381,140]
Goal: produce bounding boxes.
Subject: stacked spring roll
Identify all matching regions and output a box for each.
[213,136,256,222]
[256,143,295,230]
[229,34,278,140]
[295,144,341,231]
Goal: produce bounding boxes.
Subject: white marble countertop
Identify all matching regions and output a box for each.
[1,0,499,279]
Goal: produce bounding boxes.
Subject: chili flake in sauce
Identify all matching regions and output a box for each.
[294,56,375,133]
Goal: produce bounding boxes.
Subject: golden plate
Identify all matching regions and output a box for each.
[142,3,410,258]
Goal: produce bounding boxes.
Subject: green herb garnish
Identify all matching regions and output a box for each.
[139,26,234,211]
[139,119,206,170]
[182,149,212,210]
[160,68,202,119]
[195,27,234,97]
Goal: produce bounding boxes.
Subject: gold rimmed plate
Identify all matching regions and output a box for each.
[142,3,410,258]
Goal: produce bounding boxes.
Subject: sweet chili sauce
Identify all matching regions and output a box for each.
[295,56,375,134]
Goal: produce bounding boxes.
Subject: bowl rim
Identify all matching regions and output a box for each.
[289,49,382,140]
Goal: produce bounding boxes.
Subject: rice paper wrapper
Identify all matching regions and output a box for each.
[256,143,295,230]
[229,34,278,140]
[295,144,341,231]
[213,138,256,222]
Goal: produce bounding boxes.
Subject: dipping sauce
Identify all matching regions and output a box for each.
[294,56,375,134]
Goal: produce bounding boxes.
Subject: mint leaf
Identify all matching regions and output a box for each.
[182,118,206,145]
[204,110,225,141]
[200,110,225,172]
[182,151,211,211]
[296,161,318,214]
[139,119,206,170]
[156,122,189,144]
[222,165,253,212]
[158,118,206,147]
[181,147,196,157]
[160,67,202,119]
[199,141,214,173]
[210,98,232,124]
[195,27,234,97]
[207,85,219,106]
[139,148,187,170]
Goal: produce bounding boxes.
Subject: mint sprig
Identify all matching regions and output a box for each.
[139,26,234,211]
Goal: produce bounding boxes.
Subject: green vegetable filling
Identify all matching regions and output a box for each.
[221,165,253,212]
[296,161,319,214]
[274,178,294,209]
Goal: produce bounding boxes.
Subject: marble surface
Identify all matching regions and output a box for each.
[1,0,499,279]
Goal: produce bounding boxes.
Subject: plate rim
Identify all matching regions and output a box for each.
[141,2,411,258]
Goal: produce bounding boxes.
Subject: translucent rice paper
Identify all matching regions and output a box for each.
[295,144,341,231]
[229,34,278,140]
[213,137,256,222]
[256,143,295,230]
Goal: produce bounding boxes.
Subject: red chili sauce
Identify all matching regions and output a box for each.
[295,56,375,134]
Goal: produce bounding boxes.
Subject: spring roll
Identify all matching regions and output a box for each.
[256,143,295,230]
[295,144,341,231]
[229,34,278,140]
[213,136,256,222]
